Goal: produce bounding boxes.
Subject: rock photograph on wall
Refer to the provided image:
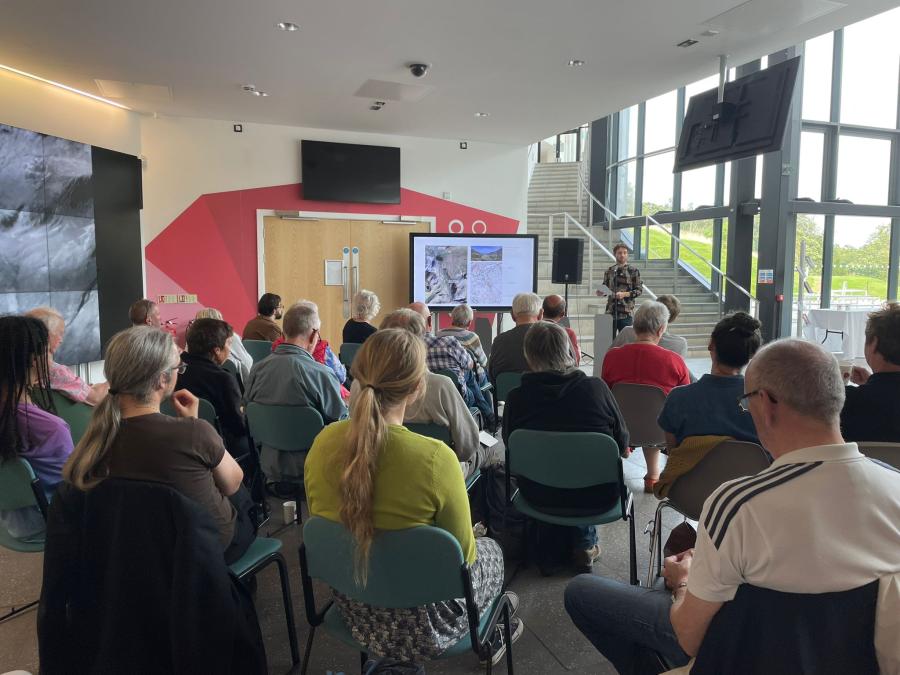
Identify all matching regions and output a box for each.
[0,123,100,364]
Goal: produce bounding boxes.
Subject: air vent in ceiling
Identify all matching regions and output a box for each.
[354,79,433,103]
[95,80,173,102]
[702,0,845,34]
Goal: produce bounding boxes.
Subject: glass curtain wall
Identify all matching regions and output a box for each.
[603,5,900,319]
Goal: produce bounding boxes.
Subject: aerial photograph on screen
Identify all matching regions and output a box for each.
[0,123,100,364]
[424,245,468,304]
[470,246,503,305]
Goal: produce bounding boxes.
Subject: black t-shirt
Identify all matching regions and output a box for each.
[841,372,900,442]
[176,351,246,455]
[342,319,377,344]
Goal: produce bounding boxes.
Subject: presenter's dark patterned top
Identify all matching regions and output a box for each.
[603,264,643,316]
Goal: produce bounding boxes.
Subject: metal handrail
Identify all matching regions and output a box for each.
[574,164,758,318]
[544,211,658,301]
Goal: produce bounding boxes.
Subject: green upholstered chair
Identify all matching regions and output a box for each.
[506,429,637,585]
[298,517,516,674]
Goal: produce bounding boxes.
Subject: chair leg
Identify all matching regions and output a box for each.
[273,553,301,664]
[504,603,514,674]
[0,599,38,623]
[300,625,315,675]
[646,500,666,586]
[359,650,368,673]
[628,500,638,586]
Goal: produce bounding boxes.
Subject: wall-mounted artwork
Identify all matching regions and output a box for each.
[0,123,100,364]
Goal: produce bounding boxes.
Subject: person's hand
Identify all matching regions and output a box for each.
[92,381,110,396]
[595,288,607,297]
[850,366,871,386]
[171,389,200,418]
[615,290,629,300]
[662,548,694,590]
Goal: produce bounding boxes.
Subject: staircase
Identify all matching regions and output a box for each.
[526,162,720,358]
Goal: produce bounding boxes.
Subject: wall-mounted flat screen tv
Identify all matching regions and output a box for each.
[301,140,400,204]
[675,56,800,172]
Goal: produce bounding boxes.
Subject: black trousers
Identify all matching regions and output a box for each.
[224,485,258,564]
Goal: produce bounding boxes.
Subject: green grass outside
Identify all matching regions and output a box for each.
[646,229,887,301]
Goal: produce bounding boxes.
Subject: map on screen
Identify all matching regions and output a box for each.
[409,234,537,311]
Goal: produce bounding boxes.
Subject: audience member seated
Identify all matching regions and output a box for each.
[63,326,255,564]
[343,289,380,344]
[242,292,284,342]
[243,301,347,482]
[0,316,73,539]
[655,313,762,497]
[541,294,580,365]
[611,294,689,358]
[272,328,349,400]
[196,308,253,383]
[409,301,495,429]
[566,338,900,674]
[502,321,629,571]
[26,306,109,405]
[841,302,900,442]
[176,318,250,459]
[354,309,486,477]
[305,328,520,661]
[437,303,488,369]
[488,292,544,382]
[602,301,691,491]
[129,298,161,328]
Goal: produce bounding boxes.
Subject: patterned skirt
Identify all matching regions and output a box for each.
[334,537,505,662]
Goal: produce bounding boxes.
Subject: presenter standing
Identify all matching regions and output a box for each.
[599,243,642,336]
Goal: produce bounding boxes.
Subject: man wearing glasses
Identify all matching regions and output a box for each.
[243,301,347,483]
[565,338,900,673]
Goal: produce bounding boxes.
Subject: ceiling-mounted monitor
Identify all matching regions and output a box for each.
[674,56,800,172]
[301,140,400,204]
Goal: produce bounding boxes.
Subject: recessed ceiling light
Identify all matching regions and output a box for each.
[474,112,490,118]
[276,21,300,31]
[253,90,269,97]
[567,59,585,67]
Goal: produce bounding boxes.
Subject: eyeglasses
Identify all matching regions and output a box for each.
[737,389,777,412]
[167,362,188,375]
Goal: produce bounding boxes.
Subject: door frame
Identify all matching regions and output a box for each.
[255,209,436,297]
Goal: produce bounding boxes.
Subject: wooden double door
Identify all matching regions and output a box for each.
[263,217,428,350]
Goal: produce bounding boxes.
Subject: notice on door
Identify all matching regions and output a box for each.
[324,260,343,286]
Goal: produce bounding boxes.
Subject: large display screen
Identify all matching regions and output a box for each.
[409,233,538,311]
[301,140,400,204]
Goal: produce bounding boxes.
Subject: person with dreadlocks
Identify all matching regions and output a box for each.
[0,316,74,539]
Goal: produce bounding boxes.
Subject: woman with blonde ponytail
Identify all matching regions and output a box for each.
[62,326,255,563]
[305,329,518,663]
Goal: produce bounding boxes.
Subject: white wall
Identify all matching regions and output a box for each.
[0,70,141,155]
[140,115,529,242]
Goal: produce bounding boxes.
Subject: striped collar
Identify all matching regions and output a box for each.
[770,443,861,468]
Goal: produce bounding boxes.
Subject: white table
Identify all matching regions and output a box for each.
[806,308,871,358]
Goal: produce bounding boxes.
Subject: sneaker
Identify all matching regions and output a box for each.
[480,618,524,666]
[572,544,602,570]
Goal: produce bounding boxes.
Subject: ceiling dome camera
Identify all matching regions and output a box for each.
[408,63,429,78]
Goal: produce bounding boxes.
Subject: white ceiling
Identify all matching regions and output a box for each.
[0,0,897,145]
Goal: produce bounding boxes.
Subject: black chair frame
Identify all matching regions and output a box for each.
[235,549,300,665]
[297,543,515,675]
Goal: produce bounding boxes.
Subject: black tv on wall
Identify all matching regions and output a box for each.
[301,140,400,204]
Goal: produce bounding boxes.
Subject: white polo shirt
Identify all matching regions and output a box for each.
[690,443,900,600]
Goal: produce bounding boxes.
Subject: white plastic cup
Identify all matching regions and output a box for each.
[283,500,297,525]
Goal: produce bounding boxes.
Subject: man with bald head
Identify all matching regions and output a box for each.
[566,338,900,673]
[542,294,580,365]
[408,302,495,428]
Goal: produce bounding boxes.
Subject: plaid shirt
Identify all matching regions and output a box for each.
[424,334,474,389]
[603,264,643,316]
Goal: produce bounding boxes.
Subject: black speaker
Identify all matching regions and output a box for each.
[551,238,584,284]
